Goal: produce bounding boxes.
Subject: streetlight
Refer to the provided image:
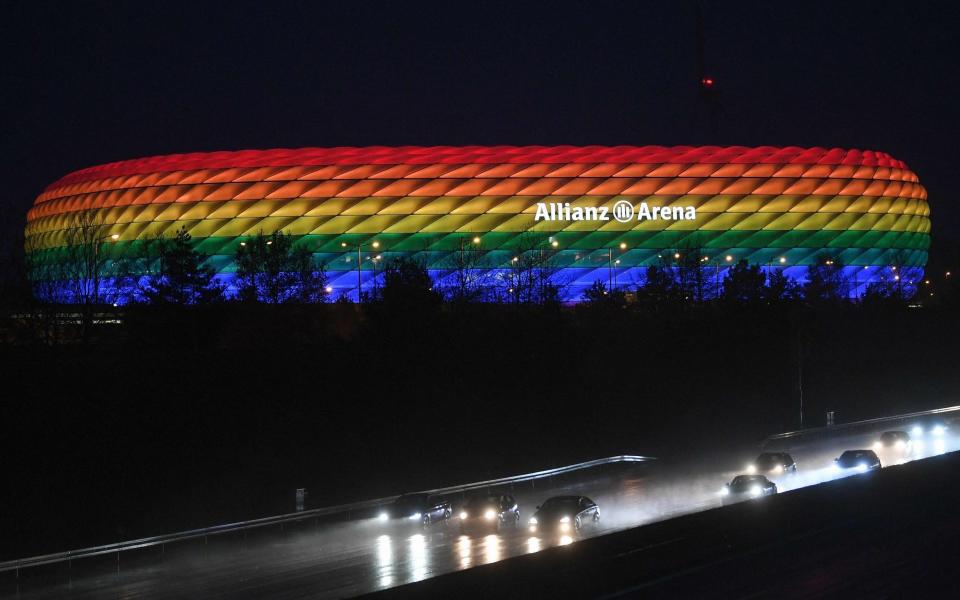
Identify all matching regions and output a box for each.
[609,243,627,290]
[536,238,560,298]
[93,233,120,263]
[368,254,383,296]
[458,235,482,267]
[340,240,380,299]
[92,233,120,303]
[713,254,734,295]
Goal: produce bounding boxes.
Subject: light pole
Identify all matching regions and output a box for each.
[456,235,482,298]
[93,233,120,301]
[340,240,380,300]
[510,255,520,303]
[773,255,786,278]
[608,242,627,291]
[369,253,382,297]
[719,254,733,296]
[891,264,902,298]
[539,238,559,298]
[798,329,804,430]
[459,235,482,264]
[94,233,120,258]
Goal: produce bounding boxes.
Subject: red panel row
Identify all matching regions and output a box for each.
[47,146,910,190]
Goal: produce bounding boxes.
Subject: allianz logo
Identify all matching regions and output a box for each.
[534,201,697,223]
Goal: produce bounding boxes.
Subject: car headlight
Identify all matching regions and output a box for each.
[559,516,570,523]
[773,465,783,474]
[932,425,946,436]
[484,509,496,521]
[459,511,468,520]
[912,425,923,436]
[378,512,388,522]
[746,465,756,474]
[750,485,762,498]
[409,512,421,520]
[528,517,537,525]
[895,440,906,450]
[720,487,730,496]
[856,463,868,472]
[872,441,882,450]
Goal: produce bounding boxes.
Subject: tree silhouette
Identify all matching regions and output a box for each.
[380,256,440,308]
[235,231,328,303]
[802,255,848,304]
[139,227,224,305]
[581,279,626,307]
[721,259,766,303]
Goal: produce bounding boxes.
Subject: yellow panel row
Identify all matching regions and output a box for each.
[26,201,934,237]
[28,192,931,228]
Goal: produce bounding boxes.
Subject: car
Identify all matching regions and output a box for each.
[720,474,777,505]
[378,493,452,527]
[528,496,600,533]
[832,449,881,473]
[458,493,520,531]
[872,431,912,453]
[910,423,948,437]
[746,452,797,476]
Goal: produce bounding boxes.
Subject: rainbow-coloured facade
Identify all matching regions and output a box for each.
[25,146,930,301]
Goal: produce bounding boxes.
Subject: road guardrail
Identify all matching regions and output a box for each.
[0,454,654,576]
[762,404,960,446]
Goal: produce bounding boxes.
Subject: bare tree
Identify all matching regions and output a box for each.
[659,243,713,303]
[802,254,848,305]
[235,231,328,303]
[500,233,566,305]
[23,211,134,341]
[888,249,915,301]
[441,236,495,303]
[61,211,120,305]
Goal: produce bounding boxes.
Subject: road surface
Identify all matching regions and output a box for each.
[7,422,957,599]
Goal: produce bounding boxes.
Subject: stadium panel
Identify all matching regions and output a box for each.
[25,146,930,301]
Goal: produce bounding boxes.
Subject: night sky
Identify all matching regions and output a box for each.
[3,0,958,247]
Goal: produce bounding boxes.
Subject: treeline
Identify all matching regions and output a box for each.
[21,223,952,310]
[7,221,955,350]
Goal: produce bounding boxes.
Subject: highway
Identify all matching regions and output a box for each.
[6,420,958,599]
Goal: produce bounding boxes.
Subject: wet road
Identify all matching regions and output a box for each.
[8,423,958,599]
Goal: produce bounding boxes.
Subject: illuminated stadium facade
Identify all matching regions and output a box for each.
[25,146,930,301]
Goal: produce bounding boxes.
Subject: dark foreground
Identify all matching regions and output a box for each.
[376,449,960,599]
[6,303,960,560]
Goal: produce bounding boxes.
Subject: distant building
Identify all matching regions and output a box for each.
[26,146,929,301]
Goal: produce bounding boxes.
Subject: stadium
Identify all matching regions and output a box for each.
[25,145,930,301]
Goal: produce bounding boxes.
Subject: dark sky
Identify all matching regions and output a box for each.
[3,0,958,246]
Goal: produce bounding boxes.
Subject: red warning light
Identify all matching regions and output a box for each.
[701,77,715,88]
